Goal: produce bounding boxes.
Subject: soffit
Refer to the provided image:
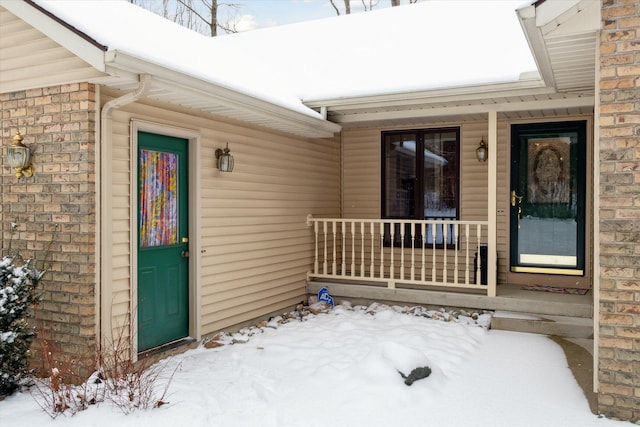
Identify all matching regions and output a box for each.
[306,83,594,128]
[523,0,599,94]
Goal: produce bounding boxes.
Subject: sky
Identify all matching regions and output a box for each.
[0,302,626,427]
[145,0,414,33]
[219,0,404,32]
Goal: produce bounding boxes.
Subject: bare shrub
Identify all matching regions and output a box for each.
[97,314,177,413]
[31,313,177,416]
[31,338,104,418]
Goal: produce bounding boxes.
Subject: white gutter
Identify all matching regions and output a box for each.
[304,78,550,110]
[104,51,342,139]
[324,95,595,125]
[98,74,152,349]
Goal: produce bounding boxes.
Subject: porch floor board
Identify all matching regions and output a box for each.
[307,280,593,319]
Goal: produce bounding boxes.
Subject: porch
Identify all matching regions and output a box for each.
[306,216,593,338]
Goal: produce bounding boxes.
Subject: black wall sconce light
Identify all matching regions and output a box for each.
[476,137,488,162]
[215,143,234,172]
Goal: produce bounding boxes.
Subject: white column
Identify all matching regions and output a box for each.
[488,111,498,297]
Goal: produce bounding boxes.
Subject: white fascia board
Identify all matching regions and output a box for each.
[331,95,595,124]
[1,0,106,72]
[517,4,556,89]
[104,50,341,138]
[304,79,552,111]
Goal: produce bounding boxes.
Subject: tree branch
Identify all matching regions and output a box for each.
[329,0,341,15]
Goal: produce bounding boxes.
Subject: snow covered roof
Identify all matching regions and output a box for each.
[204,0,538,101]
[2,0,596,135]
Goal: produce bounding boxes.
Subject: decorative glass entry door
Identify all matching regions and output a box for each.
[137,131,189,352]
[510,121,586,275]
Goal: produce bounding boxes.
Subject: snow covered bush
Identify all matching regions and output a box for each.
[0,255,43,396]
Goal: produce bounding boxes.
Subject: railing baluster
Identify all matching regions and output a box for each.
[370,222,375,279]
[410,223,416,281]
[351,221,356,277]
[400,222,405,281]
[476,224,482,285]
[454,223,459,284]
[389,222,395,285]
[421,222,426,281]
[431,223,437,281]
[442,221,448,284]
[360,222,366,277]
[340,221,347,276]
[464,224,470,284]
[331,221,337,275]
[379,222,385,279]
[323,221,328,275]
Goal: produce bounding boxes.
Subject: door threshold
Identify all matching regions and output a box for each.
[138,337,197,360]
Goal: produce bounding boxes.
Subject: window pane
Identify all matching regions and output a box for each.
[384,134,417,218]
[423,131,458,220]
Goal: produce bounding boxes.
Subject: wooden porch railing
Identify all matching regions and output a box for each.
[307,215,494,296]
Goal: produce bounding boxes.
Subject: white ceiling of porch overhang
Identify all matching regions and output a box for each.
[518,0,599,94]
[305,88,595,128]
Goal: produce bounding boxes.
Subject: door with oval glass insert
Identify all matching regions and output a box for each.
[509,121,587,281]
[137,131,189,352]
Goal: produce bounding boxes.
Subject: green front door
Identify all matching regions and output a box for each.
[509,121,587,277]
[137,131,189,352]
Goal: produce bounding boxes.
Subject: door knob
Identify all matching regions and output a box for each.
[181,250,190,258]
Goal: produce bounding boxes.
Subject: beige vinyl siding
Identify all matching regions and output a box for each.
[108,110,135,329]
[0,7,106,92]
[103,90,340,339]
[342,129,381,218]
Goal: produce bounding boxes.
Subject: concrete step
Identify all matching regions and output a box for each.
[491,311,593,338]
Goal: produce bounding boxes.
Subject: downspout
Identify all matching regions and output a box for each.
[98,74,152,351]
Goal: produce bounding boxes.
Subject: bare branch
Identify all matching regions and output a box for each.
[329,0,341,15]
[177,0,212,27]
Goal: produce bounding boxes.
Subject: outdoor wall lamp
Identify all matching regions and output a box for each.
[476,137,488,162]
[215,142,234,172]
[7,131,34,178]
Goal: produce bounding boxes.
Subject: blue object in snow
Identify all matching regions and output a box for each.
[318,287,334,306]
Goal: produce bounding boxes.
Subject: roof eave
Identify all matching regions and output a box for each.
[105,51,341,139]
[304,77,550,111]
[517,4,557,89]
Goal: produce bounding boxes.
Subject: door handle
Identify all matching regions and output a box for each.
[181,250,190,258]
[510,190,523,207]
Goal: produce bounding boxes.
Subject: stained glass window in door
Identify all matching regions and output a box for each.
[139,149,178,247]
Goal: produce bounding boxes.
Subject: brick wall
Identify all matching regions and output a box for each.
[598,0,640,421]
[1,83,97,380]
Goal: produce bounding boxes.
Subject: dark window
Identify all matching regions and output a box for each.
[381,128,460,247]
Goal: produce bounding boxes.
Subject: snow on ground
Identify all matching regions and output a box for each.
[0,303,628,427]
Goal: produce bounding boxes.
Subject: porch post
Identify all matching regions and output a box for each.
[487,111,498,297]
